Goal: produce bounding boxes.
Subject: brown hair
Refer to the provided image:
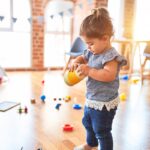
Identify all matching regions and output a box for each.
[80,7,114,38]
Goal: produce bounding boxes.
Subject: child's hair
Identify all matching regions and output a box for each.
[80,7,114,38]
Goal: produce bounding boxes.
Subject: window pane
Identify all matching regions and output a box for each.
[46,15,71,32]
[0,0,31,68]
[13,0,31,32]
[45,1,73,67]
[44,34,71,67]
[0,0,11,29]
[108,0,124,38]
[134,0,150,40]
[0,32,31,68]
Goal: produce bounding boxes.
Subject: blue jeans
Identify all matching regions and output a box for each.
[82,106,117,150]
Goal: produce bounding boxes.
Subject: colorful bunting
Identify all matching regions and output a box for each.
[59,12,64,17]
[68,8,73,15]
[12,17,17,23]
[27,17,32,23]
[78,3,83,9]
[0,16,4,21]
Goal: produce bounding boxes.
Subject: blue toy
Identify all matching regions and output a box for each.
[73,104,82,110]
[55,103,61,110]
[120,75,129,80]
[40,95,46,102]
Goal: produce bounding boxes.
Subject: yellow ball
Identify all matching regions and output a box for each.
[64,70,85,86]
[119,93,126,101]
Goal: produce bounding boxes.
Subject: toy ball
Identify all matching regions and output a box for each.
[64,70,85,86]
[119,93,126,101]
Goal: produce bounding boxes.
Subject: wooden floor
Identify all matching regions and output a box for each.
[0,71,150,150]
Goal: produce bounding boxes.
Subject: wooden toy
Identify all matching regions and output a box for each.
[31,98,36,104]
[24,106,28,113]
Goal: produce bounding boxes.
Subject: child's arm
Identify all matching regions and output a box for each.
[77,60,118,82]
[70,55,87,71]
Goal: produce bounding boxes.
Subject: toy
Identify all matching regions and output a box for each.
[31,98,36,104]
[18,106,28,114]
[40,95,46,102]
[119,93,126,101]
[55,103,61,110]
[24,106,28,113]
[64,70,85,86]
[0,77,2,84]
[73,104,82,110]
[53,98,57,101]
[120,75,129,80]
[41,80,45,84]
[18,106,22,114]
[64,95,71,102]
[63,124,73,132]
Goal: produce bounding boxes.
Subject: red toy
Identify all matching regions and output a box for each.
[41,80,45,84]
[63,124,73,132]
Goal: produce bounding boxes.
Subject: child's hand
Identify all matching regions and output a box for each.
[69,62,80,72]
[76,64,90,76]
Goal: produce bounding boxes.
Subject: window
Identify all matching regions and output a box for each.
[0,0,31,68]
[108,0,124,39]
[133,0,150,40]
[44,0,73,67]
[0,0,11,29]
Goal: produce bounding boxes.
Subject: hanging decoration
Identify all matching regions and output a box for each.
[59,12,64,17]
[27,17,32,23]
[12,17,17,23]
[78,3,83,9]
[0,16,4,21]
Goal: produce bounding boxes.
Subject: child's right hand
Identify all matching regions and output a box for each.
[69,62,80,72]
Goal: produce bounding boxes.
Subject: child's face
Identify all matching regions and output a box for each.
[82,36,110,55]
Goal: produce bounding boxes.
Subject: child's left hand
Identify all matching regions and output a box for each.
[76,64,90,76]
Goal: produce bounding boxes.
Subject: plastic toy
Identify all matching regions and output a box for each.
[24,106,28,113]
[41,80,45,84]
[120,75,129,80]
[18,106,28,114]
[63,124,73,131]
[64,95,71,102]
[31,98,36,104]
[0,77,2,84]
[119,93,126,101]
[64,70,85,86]
[18,106,22,114]
[55,103,61,110]
[40,95,46,102]
[73,104,82,110]
[53,98,57,101]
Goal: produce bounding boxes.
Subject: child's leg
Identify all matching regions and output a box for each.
[82,106,99,147]
[90,106,117,150]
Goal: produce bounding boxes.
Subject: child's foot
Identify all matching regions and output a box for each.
[74,144,93,150]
